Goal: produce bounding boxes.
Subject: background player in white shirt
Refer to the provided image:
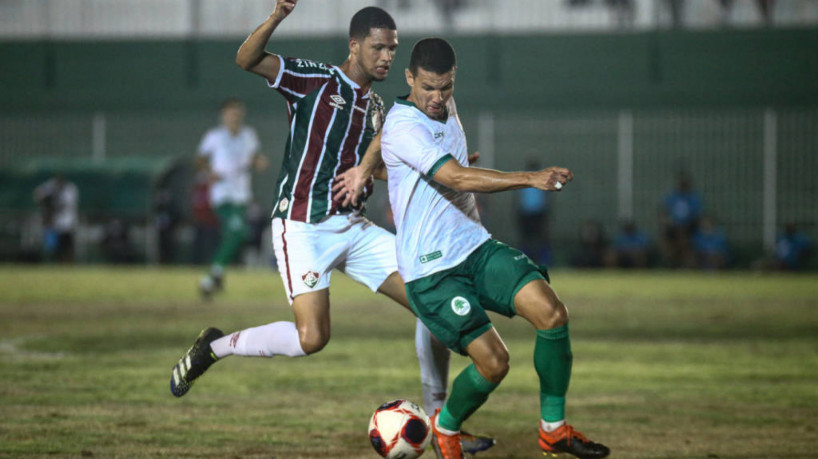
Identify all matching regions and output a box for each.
[337,38,609,459]
[196,98,268,298]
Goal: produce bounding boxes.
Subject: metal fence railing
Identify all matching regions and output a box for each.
[4,107,814,265]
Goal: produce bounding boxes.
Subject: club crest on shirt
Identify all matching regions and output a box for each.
[302,270,320,288]
[451,296,471,316]
[278,197,289,212]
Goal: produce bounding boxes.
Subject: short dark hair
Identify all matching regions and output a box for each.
[409,38,456,75]
[220,98,244,111]
[349,7,396,40]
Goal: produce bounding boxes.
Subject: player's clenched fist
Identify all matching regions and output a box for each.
[535,166,573,191]
[272,0,297,21]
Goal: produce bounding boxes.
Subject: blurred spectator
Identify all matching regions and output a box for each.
[666,0,684,28]
[659,174,702,268]
[773,223,812,270]
[691,216,729,270]
[608,220,650,268]
[717,0,775,26]
[573,219,608,268]
[516,158,550,265]
[439,0,467,31]
[154,189,179,264]
[191,170,220,265]
[33,174,79,263]
[101,218,136,264]
[606,0,635,28]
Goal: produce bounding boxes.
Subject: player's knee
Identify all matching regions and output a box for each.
[478,350,510,384]
[547,298,569,328]
[298,327,329,355]
[537,298,568,330]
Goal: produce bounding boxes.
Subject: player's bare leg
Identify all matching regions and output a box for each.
[168,291,331,398]
[377,272,496,456]
[291,289,332,354]
[514,280,609,458]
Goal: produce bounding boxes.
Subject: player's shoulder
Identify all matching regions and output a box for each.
[202,125,226,140]
[383,104,419,135]
[385,99,424,124]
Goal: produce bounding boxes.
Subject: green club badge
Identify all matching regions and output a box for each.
[451,296,471,316]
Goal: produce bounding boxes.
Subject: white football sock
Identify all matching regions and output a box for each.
[541,419,566,432]
[209,321,306,358]
[415,318,451,414]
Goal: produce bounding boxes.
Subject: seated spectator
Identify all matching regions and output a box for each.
[572,219,608,268]
[517,158,550,265]
[660,174,702,268]
[774,223,812,270]
[609,220,650,268]
[692,216,729,270]
[101,219,137,264]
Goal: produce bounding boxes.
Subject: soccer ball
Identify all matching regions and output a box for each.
[368,399,431,459]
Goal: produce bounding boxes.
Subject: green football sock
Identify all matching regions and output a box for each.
[438,363,498,431]
[535,324,573,422]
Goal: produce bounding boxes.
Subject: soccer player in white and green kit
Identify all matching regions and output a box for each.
[377,38,610,459]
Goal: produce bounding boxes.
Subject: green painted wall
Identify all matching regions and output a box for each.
[2,28,817,112]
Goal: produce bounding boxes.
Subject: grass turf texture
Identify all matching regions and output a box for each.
[1,266,816,458]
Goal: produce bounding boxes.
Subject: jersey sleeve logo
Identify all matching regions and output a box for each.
[451,296,471,316]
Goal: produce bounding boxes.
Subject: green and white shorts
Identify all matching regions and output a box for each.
[405,239,550,355]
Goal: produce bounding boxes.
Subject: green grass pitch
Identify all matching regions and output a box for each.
[1,266,816,458]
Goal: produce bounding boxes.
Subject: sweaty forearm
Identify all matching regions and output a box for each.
[236,16,281,70]
[442,166,533,193]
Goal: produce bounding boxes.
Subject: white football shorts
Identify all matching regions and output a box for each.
[271,214,398,303]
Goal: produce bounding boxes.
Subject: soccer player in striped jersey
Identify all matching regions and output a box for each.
[338,38,610,459]
[170,2,493,454]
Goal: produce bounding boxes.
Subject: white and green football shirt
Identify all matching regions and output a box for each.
[197,125,260,206]
[381,96,491,282]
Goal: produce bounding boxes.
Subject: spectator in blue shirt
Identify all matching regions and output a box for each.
[692,216,729,270]
[610,220,650,268]
[517,158,550,264]
[774,223,812,270]
[660,175,702,268]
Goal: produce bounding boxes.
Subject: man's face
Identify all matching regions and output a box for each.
[406,67,455,120]
[352,28,398,82]
[221,105,245,131]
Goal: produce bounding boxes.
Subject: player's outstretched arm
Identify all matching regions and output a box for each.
[432,159,572,193]
[235,0,298,80]
[332,131,384,207]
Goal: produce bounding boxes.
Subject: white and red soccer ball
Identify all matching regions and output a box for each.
[368,399,431,459]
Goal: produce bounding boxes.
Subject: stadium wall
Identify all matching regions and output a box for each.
[2,28,818,110]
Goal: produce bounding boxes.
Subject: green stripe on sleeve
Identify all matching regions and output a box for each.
[427,154,455,178]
